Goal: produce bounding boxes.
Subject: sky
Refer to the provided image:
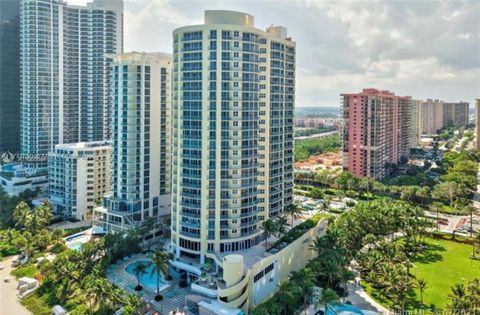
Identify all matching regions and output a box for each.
[71,0,480,107]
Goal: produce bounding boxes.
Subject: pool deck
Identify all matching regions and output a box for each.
[107,254,210,314]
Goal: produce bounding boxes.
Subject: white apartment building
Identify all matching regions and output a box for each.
[93,52,172,232]
[171,10,295,265]
[20,0,123,158]
[48,141,111,220]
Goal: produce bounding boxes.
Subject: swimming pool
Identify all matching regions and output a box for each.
[67,242,83,251]
[125,260,166,291]
[326,304,365,315]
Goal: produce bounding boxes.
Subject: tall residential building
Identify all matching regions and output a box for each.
[49,141,111,220]
[171,10,295,264]
[342,88,411,178]
[410,99,423,147]
[476,99,480,150]
[93,52,172,232]
[443,101,469,128]
[420,99,469,135]
[0,0,20,153]
[20,0,123,158]
[421,99,444,135]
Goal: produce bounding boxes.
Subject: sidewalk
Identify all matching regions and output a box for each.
[0,256,31,315]
[304,283,390,315]
[347,283,389,314]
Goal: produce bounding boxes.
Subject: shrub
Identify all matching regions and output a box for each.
[345,201,356,207]
[324,189,337,195]
[11,264,37,279]
[345,190,358,198]
[50,242,67,254]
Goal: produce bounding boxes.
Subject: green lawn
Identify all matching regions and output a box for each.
[364,237,480,309]
[21,292,51,315]
[410,237,480,308]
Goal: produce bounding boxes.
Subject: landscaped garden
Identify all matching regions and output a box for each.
[362,236,480,310]
[411,237,480,308]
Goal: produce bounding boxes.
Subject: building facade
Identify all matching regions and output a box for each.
[421,99,444,135]
[443,102,469,128]
[410,99,423,147]
[171,10,295,265]
[49,141,111,220]
[0,0,20,153]
[477,99,480,150]
[420,99,469,135]
[342,88,411,178]
[20,0,123,158]
[93,52,172,232]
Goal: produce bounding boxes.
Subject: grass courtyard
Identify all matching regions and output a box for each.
[410,237,480,308]
[365,237,480,309]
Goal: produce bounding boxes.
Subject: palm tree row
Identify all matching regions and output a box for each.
[261,215,291,251]
[254,198,436,315]
[33,231,144,314]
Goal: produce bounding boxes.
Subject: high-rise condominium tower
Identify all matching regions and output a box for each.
[171,10,295,263]
[477,99,480,150]
[93,52,172,232]
[342,88,411,179]
[20,0,123,158]
[410,99,423,147]
[0,0,20,153]
[443,102,469,128]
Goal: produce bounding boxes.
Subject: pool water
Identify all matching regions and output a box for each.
[326,304,365,315]
[67,242,83,251]
[125,260,165,291]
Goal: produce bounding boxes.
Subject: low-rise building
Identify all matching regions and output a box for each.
[169,216,328,314]
[0,164,48,196]
[48,141,111,220]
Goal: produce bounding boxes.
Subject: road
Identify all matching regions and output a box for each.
[295,130,339,142]
[0,256,32,315]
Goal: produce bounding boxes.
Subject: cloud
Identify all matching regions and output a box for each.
[63,0,480,107]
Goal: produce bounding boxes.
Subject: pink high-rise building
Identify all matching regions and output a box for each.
[341,88,411,178]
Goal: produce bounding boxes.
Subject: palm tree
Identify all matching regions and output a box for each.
[285,203,303,227]
[416,278,428,310]
[448,283,470,311]
[339,268,355,302]
[277,281,295,315]
[13,201,30,230]
[123,294,142,315]
[315,288,339,314]
[275,216,289,238]
[133,262,147,291]
[51,228,64,244]
[320,200,330,213]
[150,248,173,300]
[297,280,314,315]
[82,276,106,310]
[472,231,480,259]
[261,219,277,251]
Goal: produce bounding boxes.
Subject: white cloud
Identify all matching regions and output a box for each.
[457,33,471,40]
[442,10,461,21]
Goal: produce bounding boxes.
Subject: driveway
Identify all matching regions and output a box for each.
[0,256,31,315]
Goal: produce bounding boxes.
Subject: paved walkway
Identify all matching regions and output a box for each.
[304,283,389,315]
[0,256,31,315]
[347,283,389,314]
